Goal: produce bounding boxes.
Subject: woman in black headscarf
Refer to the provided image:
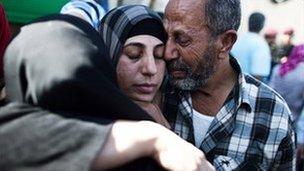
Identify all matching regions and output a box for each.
[0,13,156,171]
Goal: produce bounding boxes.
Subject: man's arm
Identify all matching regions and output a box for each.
[272,106,296,170]
[274,126,296,170]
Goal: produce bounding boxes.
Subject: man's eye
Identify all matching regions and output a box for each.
[177,36,190,47]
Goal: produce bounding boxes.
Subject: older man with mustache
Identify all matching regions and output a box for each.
[162,0,295,170]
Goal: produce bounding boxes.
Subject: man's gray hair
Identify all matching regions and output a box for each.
[204,0,241,36]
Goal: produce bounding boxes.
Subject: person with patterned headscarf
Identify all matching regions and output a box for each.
[98,5,169,127]
[62,4,169,126]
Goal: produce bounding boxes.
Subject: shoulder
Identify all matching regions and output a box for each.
[242,74,295,148]
[243,74,292,123]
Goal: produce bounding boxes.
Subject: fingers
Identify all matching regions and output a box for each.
[153,128,215,171]
[201,160,215,171]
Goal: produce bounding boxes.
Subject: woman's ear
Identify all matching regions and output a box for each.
[218,30,237,59]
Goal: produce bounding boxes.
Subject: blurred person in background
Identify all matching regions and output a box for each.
[265,28,280,65]
[269,44,304,170]
[269,44,304,121]
[264,28,280,79]
[278,28,295,61]
[231,12,271,83]
[0,4,10,105]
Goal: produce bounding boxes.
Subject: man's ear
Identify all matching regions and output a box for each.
[218,30,237,59]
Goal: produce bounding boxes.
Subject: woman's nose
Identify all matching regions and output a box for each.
[141,57,157,76]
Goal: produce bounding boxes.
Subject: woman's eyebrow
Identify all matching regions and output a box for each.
[124,42,145,49]
[155,43,164,48]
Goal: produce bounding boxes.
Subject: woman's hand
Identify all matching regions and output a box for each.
[134,90,171,128]
[153,122,215,171]
[93,121,215,171]
[134,101,171,129]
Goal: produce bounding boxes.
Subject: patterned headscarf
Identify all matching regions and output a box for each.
[99,5,166,67]
[279,44,304,77]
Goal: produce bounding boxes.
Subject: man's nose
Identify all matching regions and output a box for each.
[164,39,179,61]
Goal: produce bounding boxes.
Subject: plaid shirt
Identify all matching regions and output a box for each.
[163,57,296,170]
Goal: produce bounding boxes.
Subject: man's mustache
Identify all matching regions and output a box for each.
[167,59,191,72]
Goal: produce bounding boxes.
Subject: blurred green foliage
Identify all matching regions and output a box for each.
[0,0,69,24]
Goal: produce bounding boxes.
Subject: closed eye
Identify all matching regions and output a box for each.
[154,44,165,60]
[174,32,190,47]
[123,43,144,60]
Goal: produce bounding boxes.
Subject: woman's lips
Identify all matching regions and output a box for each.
[134,84,157,94]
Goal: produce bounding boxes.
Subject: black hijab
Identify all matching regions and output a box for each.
[4,14,154,123]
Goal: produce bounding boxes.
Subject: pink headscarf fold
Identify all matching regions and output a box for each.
[279,44,304,77]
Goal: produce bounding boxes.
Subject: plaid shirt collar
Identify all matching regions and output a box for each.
[163,56,296,170]
[165,57,254,153]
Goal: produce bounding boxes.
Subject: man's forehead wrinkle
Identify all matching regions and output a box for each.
[165,17,202,34]
[166,0,193,20]
[165,0,205,28]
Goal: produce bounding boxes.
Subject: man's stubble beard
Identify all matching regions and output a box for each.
[168,44,217,91]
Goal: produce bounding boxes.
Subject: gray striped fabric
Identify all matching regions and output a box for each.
[99,5,163,67]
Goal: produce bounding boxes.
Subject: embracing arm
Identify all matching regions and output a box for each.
[0,103,214,171]
[92,120,215,171]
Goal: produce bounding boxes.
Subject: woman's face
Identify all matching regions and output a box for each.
[116,35,166,103]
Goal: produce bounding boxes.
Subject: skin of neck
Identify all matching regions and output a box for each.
[191,55,238,116]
